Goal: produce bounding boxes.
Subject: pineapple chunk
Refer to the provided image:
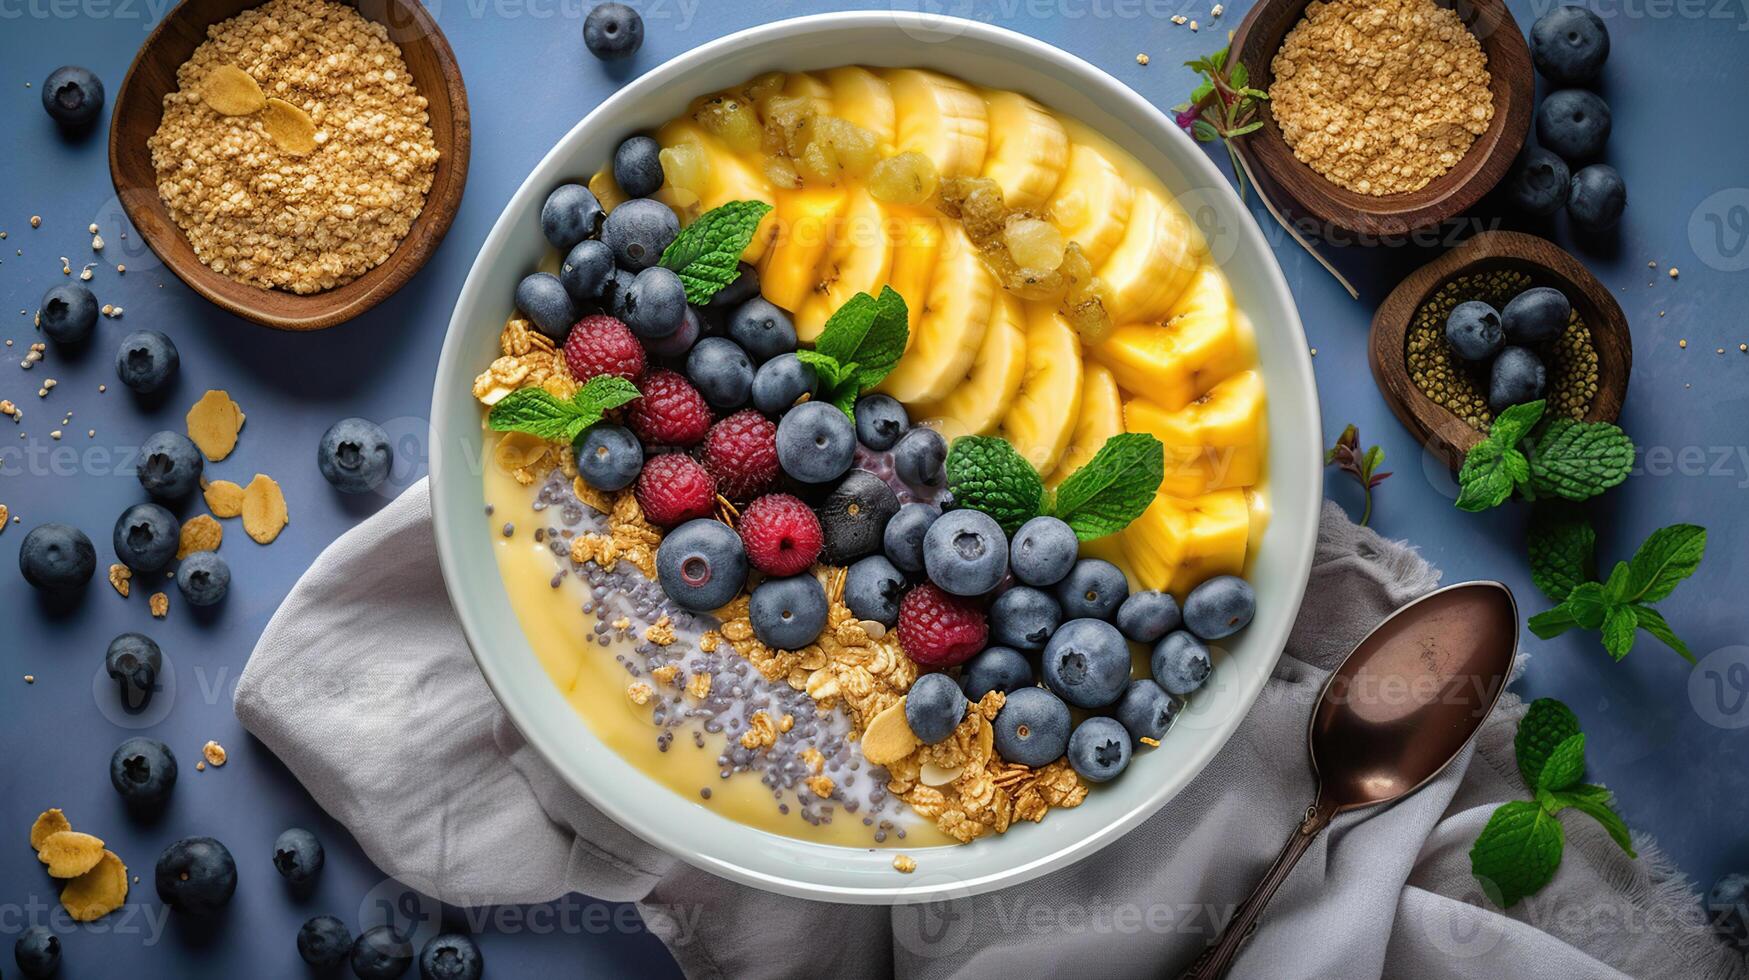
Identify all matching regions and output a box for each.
[1121,489,1250,595]
[1123,370,1265,497]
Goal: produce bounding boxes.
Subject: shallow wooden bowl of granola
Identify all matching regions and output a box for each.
[108,0,470,331]
[1228,0,1533,239]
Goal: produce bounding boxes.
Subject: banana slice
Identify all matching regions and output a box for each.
[758,187,849,312]
[916,290,1027,439]
[885,215,944,338]
[795,188,896,342]
[1046,362,1123,484]
[999,305,1084,475]
[981,91,1067,210]
[1095,262,1254,411]
[1123,369,1265,498]
[822,66,897,148]
[1048,142,1134,267]
[882,68,989,179]
[1099,189,1205,326]
[878,224,995,404]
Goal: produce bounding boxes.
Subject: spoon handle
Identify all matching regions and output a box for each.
[1180,798,1337,980]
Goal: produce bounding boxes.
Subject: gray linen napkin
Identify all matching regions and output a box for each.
[235,481,1743,979]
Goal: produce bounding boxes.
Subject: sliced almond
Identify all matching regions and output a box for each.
[262,97,317,155]
[861,698,919,766]
[38,830,106,878]
[177,513,223,559]
[29,808,72,850]
[61,850,128,922]
[858,620,888,640]
[186,389,245,461]
[919,761,963,786]
[202,65,265,116]
[241,473,289,544]
[493,431,551,473]
[203,479,246,518]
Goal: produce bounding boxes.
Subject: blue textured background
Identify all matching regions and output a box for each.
[3,0,1747,974]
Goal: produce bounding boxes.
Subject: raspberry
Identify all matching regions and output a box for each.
[737,494,823,576]
[704,410,780,499]
[635,454,717,527]
[563,314,645,382]
[898,584,988,668]
[628,369,712,448]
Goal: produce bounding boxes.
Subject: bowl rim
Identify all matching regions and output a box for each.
[106,0,471,331]
[429,11,1323,903]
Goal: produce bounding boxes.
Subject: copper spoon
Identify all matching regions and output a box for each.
[1182,580,1518,980]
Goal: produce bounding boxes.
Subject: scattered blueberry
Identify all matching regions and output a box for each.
[318,417,394,494]
[41,65,103,128]
[1568,164,1626,232]
[351,925,415,980]
[845,555,906,627]
[137,430,204,500]
[775,401,856,484]
[684,336,753,408]
[298,915,354,970]
[1067,716,1132,782]
[751,353,817,415]
[514,272,578,340]
[749,575,829,650]
[603,267,637,318]
[1042,618,1131,709]
[1488,346,1548,412]
[272,828,325,886]
[613,135,664,198]
[992,686,1072,767]
[959,645,1032,700]
[1530,6,1609,85]
[111,736,177,812]
[115,329,179,394]
[882,501,939,574]
[1055,558,1128,621]
[853,394,908,451]
[540,183,604,251]
[176,551,230,607]
[1707,873,1749,950]
[420,933,485,980]
[1503,146,1571,218]
[18,522,95,592]
[583,2,644,60]
[1444,300,1503,362]
[1152,630,1212,696]
[1009,516,1079,588]
[1115,590,1182,644]
[14,925,60,979]
[989,585,1061,652]
[923,508,1008,596]
[644,306,702,358]
[601,198,678,271]
[155,837,236,915]
[655,519,748,611]
[574,422,644,491]
[820,469,899,565]
[1502,287,1570,345]
[892,427,947,489]
[559,238,617,303]
[1536,89,1610,162]
[727,297,796,362]
[1115,678,1176,742]
[39,283,98,344]
[624,265,689,339]
[106,632,163,711]
[707,262,761,310]
[905,672,967,744]
[113,502,180,572]
[1183,575,1256,640]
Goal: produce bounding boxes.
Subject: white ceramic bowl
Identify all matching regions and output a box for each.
[431,12,1322,903]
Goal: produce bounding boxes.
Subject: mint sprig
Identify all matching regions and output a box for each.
[1325,423,1391,526]
[658,200,773,305]
[797,286,910,423]
[1454,401,1633,512]
[1527,518,1706,662]
[487,376,640,443]
[1470,698,1636,907]
[943,437,1045,534]
[942,432,1165,541]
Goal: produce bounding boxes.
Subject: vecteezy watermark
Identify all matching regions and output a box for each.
[0,895,173,946]
[0,0,177,29]
[1523,0,1749,28]
[1690,646,1749,729]
[1689,188,1749,273]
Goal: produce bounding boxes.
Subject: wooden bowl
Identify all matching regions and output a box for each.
[1369,231,1631,469]
[108,0,470,331]
[1229,0,1533,239]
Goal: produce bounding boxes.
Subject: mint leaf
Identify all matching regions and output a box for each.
[944,436,1046,534]
[1600,605,1638,660]
[1621,524,1706,603]
[1563,581,1609,629]
[1537,733,1587,792]
[1631,605,1695,663]
[1528,604,1579,639]
[1490,400,1546,448]
[1456,441,1527,512]
[487,376,640,443]
[1470,799,1565,907]
[1048,433,1165,540]
[1514,698,1581,791]
[1549,785,1637,857]
[1528,514,1596,603]
[658,200,774,305]
[571,375,641,418]
[794,350,856,391]
[815,287,909,390]
[1602,560,1631,603]
[1527,419,1634,501]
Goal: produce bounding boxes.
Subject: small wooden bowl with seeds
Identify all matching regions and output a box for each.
[108,0,470,331]
[1369,230,1631,468]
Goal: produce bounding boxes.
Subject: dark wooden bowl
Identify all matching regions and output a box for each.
[1229,0,1533,239]
[1369,231,1631,469]
[108,0,470,331]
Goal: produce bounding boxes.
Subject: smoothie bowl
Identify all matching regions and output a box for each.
[431,13,1321,902]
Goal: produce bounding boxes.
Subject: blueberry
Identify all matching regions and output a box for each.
[106,632,163,711]
[175,550,230,607]
[1115,590,1182,644]
[707,262,760,310]
[298,914,354,970]
[1444,300,1503,362]
[776,401,856,484]
[644,306,702,358]
[514,272,578,339]
[111,736,177,812]
[1568,164,1626,232]
[351,925,415,980]
[420,933,485,980]
[655,519,748,611]
[905,672,967,744]
[989,585,1061,652]
[1152,630,1212,696]
[1503,146,1571,218]
[115,329,179,394]
[540,183,604,251]
[820,469,899,565]
[624,265,689,339]
[1009,516,1079,587]
[1067,716,1132,783]
[613,135,664,198]
[1502,287,1570,345]
[574,422,643,491]
[583,2,643,60]
[1488,346,1547,413]
[892,427,947,489]
[14,925,60,979]
[1055,558,1128,621]
[39,283,98,344]
[41,65,103,128]
[318,417,394,494]
[882,502,939,573]
[749,575,829,650]
[272,827,325,886]
[1536,89,1610,162]
[601,198,678,271]
[1530,6,1609,85]
[924,508,1008,596]
[1707,873,1749,949]
[1042,618,1131,709]
[845,555,906,626]
[603,267,637,317]
[156,837,236,915]
[685,336,753,408]
[854,394,908,451]
[959,645,1032,700]
[137,430,203,500]
[751,353,817,415]
[992,686,1071,767]
[113,502,180,572]
[18,522,96,592]
[1115,678,1176,742]
[727,297,797,363]
[559,238,616,303]
[1183,574,1256,639]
